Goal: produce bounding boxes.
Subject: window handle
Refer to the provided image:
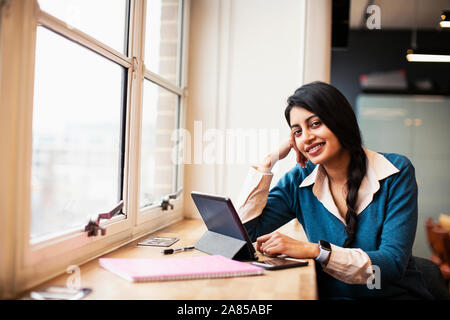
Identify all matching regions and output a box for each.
[84,200,124,237]
[160,188,183,211]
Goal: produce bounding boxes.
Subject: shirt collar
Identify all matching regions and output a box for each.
[299,148,400,224]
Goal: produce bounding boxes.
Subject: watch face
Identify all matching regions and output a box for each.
[319,240,331,251]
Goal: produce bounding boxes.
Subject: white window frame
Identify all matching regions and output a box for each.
[0,0,189,297]
[136,0,186,226]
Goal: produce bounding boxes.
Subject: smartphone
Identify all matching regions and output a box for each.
[251,258,308,270]
[137,236,179,247]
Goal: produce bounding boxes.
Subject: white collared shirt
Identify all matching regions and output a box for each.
[298,148,399,225]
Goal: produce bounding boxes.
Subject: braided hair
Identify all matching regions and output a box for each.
[285,81,367,248]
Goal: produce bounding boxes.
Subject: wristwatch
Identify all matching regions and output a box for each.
[315,240,332,265]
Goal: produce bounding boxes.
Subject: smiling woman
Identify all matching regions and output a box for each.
[236,81,434,300]
[285,82,366,248]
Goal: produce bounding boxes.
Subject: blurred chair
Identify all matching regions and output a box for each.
[425,218,450,284]
[414,256,450,300]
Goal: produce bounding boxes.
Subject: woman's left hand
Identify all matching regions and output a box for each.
[256,232,319,259]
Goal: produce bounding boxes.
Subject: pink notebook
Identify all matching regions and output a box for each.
[99,255,264,282]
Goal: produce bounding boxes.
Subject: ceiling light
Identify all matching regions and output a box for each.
[405,9,450,63]
[406,49,450,63]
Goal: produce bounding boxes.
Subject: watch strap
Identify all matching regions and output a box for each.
[315,241,331,264]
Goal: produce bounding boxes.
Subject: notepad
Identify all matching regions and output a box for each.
[99,254,264,282]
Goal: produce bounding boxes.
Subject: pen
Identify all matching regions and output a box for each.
[162,246,195,254]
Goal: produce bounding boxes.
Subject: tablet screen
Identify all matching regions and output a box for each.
[191,191,255,255]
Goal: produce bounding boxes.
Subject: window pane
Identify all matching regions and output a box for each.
[140,81,179,208]
[144,0,182,85]
[38,0,129,54]
[31,27,125,240]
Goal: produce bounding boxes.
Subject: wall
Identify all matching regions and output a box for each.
[183,0,332,219]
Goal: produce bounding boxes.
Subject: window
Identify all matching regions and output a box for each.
[139,0,185,220]
[144,0,182,85]
[0,0,188,296]
[139,81,180,209]
[38,0,129,54]
[31,26,126,240]
[29,0,131,242]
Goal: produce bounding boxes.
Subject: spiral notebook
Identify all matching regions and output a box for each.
[99,254,264,282]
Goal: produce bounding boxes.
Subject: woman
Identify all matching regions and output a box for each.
[237,81,433,299]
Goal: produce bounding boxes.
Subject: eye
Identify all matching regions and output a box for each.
[311,120,321,128]
[293,129,302,137]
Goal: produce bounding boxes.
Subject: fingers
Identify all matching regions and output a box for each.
[257,232,284,256]
[299,153,308,168]
[277,139,293,161]
[257,233,315,259]
[261,242,283,257]
[289,133,297,151]
[256,233,273,252]
[290,133,308,168]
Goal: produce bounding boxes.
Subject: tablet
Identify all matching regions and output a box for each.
[191,191,257,261]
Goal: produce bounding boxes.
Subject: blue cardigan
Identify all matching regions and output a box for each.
[243,153,433,299]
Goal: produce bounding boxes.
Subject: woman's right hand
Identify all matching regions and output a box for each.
[290,133,308,168]
[258,133,307,171]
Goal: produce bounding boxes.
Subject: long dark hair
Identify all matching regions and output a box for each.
[285,81,366,248]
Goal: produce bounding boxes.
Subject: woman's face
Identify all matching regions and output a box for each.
[289,106,345,166]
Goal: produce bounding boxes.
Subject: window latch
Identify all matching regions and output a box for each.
[160,188,183,211]
[132,56,139,79]
[84,200,124,237]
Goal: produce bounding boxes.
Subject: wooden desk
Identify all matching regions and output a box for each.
[25,219,317,300]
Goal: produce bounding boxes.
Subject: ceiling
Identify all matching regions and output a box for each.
[350,0,450,30]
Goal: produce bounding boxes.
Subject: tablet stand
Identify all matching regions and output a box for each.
[195,230,257,261]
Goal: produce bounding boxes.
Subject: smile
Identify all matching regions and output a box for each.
[306,142,325,155]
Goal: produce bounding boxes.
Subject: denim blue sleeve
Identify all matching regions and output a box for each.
[365,160,418,285]
[243,167,299,242]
